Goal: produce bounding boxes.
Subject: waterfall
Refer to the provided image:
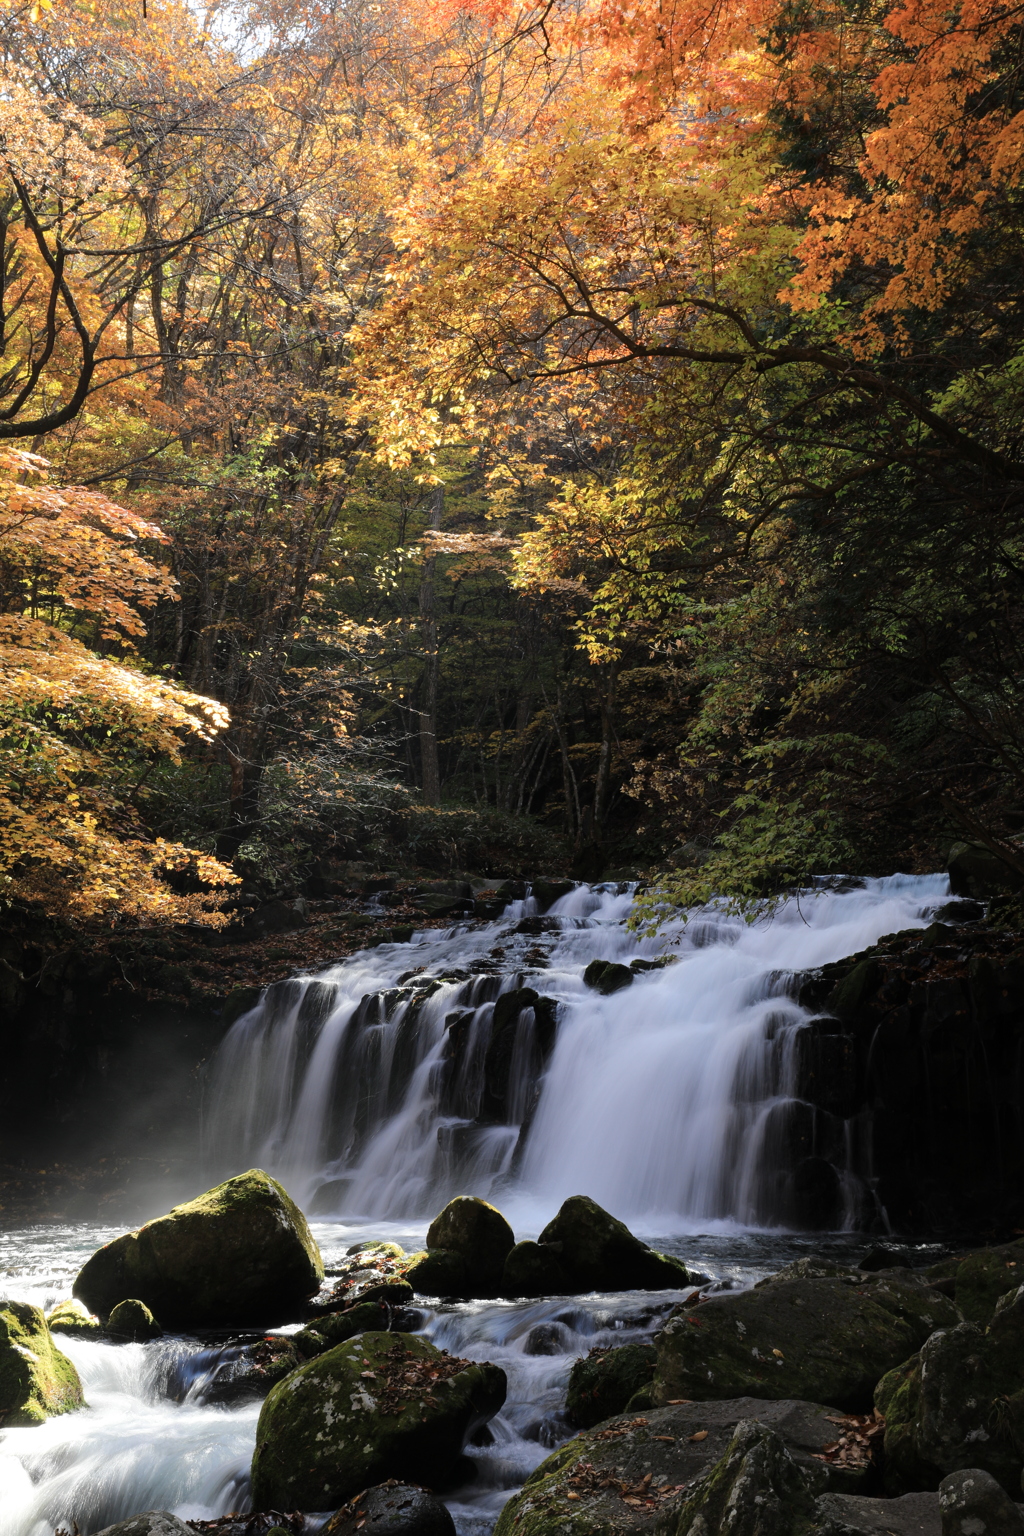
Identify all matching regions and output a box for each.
[204,873,949,1229]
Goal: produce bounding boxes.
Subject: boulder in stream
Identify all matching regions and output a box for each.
[46,1298,103,1338]
[249,1329,507,1511]
[294,1299,397,1359]
[493,1399,871,1536]
[876,1285,1024,1495]
[565,1341,657,1426]
[421,1196,516,1298]
[537,1195,693,1292]
[0,1301,85,1426]
[93,1517,193,1536]
[653,1272,961,1412]
[107,1298,162,1342]
[502,1239,568,1298]
[323,1481,457,1536]
[73,1168,324,1327]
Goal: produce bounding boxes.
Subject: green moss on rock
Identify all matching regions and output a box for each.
[0,1301,85,1426]
[653,1274,960,1413]
[293,1299,393,1359]
[401,1248,470,1297]
[425,1197,515,1298]
[250,1330,506,1511]
[46,1299,103,1339]
[566,1342,657,1427]
[502,1240,568,1298]
[538,1195,693,1292]
[73,1168,324,1327]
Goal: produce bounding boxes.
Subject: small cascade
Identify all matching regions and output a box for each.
[204,873,950,1228]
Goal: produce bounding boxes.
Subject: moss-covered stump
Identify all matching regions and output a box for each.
[653,1275,960,1413]
[74,1168,324,1327]
[47,1298,103,1339]
[876,1287,1024,1495]
[294,1299,395,1359]
[926,1243,1024,1325]
[537,1196,693,1292]
[250,1330,506,1511]
[0,1301,85,1426]
[424,1197,515,1298]
[493,1400,868,1536]
[566,1342,657,1427]
[503,1240,568,1298]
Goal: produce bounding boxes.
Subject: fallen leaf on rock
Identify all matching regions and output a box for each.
[689,1430,708,1442]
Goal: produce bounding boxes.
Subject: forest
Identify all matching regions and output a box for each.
[2,0,1024,930]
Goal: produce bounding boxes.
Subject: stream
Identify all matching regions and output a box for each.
[0,874,953,1536]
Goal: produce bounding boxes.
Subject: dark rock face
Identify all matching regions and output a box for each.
[107,1298,162,1342]
[294,1300,396,1360]
[93,1516,193,1536]
[186,1337,303,1405]
[876,1286,1024,1495]
[423,1196,515,1298]
[814,1491,942,1536]
[939,1469,1024,1536]
[324,1482,457,1536]
[537,1195,693,1292]
[791,925,1024,1234]
[583,959,634,995]
[925,1243,1024,1324]
[502,1240,568,1298]
[74,1169,323,1326]
[653,1274,960,1413]
[565,1341,657,1426]
[250,1331,506,1511]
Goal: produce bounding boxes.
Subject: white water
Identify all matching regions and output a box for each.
[205,873,950,1228]
[0,872,951,1536]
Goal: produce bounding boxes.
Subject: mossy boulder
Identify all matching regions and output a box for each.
[492,1399,869,1536]
[538,1195,694,1292]
[502,1240,568,1298]
[108,1298,162,1342]
[424,1197,515,1298]
[195,1335,302,1406]
[74,1168,323,1327]
[316,1243,412,1311]
[294,1299,395,1359]
[401,1248,470,1297]
[876,1287,1024,1495]
[566,1342,657,1427]
[250,1330,506,1511]
[583,959,634,995]
[46,1298,103,1339]
[0,1301,85,1426]
[926,1243,1024,1325]
[653,1274,961,1413]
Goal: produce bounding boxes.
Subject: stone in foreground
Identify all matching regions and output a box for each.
[323,1481,457,1536]
[939,1469,1024,1536]
[93,1517,192,1536]
[654,1272,960,1412]
[250,1330,506,1510]
[814,1491,941,1536]
[537,1195,693,1291]
[74,1169,323,1326]
[0,1301,85,1426]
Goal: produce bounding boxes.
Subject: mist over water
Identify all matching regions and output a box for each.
[0,874,951,1536]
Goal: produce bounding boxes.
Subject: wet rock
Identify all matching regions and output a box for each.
[538,1195,693,1292]
[294,1300,395,1360]
[582,959,634,995]
[0,1301,85,1425]
[523,1323,569,1356]
[565,1341,657,1427]
[654,1274,961,1413]
[948,842,1024,900]
[46,1298,103,1338]
[194,1337,303,1405]
[493,1400,863,1536]
[242,898,310,938]
[813,1491,941,1536]
[314,1244,412,1312]
[250,1330,506,1511]
[939,1469,1024,1536]
[107,1298,162,1342]
[74,1168,324,1327]
[876,1290,1024,1494]
[532,879,575,911]
[502,1240,568,1298]
[664,1418,814,1536]
[424,1197,515,1298]
[323,1481,457,1536]
[93,1516,193,1536]
[926,1243,1024,1325]
[401,1249,470,1297]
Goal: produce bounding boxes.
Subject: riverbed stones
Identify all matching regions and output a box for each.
[565,1341,657,1427]
[193,1336,303,1405]
[939,1469,1024,1536]
[323,1481,457,1536]
[93,1517,193,1536]
[423,1197,515,1298]
[249,1330,507,1511]
[73,1168,323,1327]
[493,1401,865,1536]
[294,1299,395,1359]
[401,1248,470,1297]
[653,1273,961,1412]
[813,1491,942,1536]
[537,1195,693,1292]
[502,1239,568,1298]
[46,1297,103,1338]
[0,1301,85,1426]
[107,1298,162,1342]
[876,1288,1024,1494]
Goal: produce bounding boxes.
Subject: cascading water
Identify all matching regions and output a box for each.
[205,872,951,1229]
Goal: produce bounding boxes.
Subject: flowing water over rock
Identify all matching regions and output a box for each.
[0,873,952,1536]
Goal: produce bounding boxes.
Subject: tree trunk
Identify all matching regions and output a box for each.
[418,484,443,805]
